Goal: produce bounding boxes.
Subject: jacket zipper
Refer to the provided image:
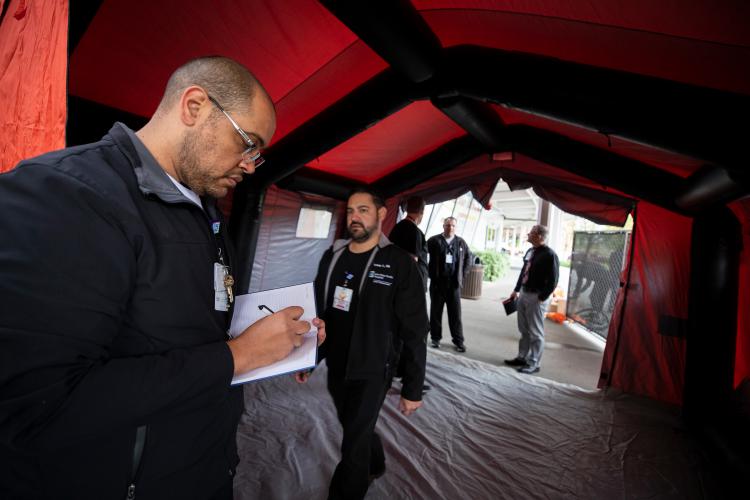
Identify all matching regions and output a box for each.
[126,425,148,500]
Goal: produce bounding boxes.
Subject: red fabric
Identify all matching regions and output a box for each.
[0,0,68,172]
[68,0,385,145]
[382,154,501,234]
[729,198,750,387]
[417,2,750,94]
[307,101,466,183]
[599,202,692,405]
[498,166,634,226]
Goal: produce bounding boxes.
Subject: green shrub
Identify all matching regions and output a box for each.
[471,249,510,282]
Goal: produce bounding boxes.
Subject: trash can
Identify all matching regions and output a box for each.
[461,258,484,300]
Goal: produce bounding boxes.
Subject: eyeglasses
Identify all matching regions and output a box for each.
[207,95,265,168]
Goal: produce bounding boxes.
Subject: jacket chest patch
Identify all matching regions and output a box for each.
[368,270,394,286]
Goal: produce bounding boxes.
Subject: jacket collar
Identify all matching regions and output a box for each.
[332,233,393,253]
[107,122,198,205]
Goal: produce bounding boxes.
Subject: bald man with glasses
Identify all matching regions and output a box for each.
[0,56,325,500]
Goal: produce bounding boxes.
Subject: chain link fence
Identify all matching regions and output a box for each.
[567,231,629,338]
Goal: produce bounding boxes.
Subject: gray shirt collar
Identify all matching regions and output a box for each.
[118,122,198,205]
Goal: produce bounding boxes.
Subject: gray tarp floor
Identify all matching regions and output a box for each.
[234,350,715,499]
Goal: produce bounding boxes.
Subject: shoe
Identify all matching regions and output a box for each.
[518,365,540,374]
[422,384,431,395]
[430,340,440,348]
[454,344,466,353]
[503,357,526,367]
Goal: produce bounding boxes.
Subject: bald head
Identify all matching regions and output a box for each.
[155,56,273,118]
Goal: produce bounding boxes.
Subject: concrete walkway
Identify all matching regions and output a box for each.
[428,265,605,390]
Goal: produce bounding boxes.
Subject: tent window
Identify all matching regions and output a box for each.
[296,207,332,239]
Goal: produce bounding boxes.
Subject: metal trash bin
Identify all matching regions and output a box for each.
[461,260,484,300]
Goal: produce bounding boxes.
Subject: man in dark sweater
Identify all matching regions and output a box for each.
[505,225,560,374]
[312,188,428,500]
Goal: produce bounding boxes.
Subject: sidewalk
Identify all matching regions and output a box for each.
[428,266,605,390]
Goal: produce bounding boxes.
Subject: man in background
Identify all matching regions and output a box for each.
[389,195,429,291]
[427,217,472,352]
[505,224,559,374]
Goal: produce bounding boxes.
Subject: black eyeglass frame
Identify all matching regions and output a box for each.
[207,95,265,168]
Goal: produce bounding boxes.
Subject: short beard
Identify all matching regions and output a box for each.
[348,222,376,243]
[176,125,223,198]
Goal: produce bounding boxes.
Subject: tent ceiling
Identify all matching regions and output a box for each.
[68,0,750,210]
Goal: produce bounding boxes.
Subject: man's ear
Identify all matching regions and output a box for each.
[378,206,387,222]
[179,86,209,127]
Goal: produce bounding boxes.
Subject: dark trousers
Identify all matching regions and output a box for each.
[326,373,392,500]
[429,281,464,346]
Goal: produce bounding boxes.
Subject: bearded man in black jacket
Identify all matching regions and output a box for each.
[311,187,428,500]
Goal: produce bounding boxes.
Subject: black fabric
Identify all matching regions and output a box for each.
[514,245,560,301]
[388,218,428,292]
[325,247,375,374]
[427,234,472,288]
[0,124,241,499]
[315,239,428,402]
[326,374,392,500]
[429,281,464,346]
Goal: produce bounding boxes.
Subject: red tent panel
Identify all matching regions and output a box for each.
[69,0,385,145]
[413,0,750,47]
[600,202,692,405]
[382,154,502,234]
[273,40,386,142]
[306,101,466,183]
[0,0,68,171]
[417,2,750,94]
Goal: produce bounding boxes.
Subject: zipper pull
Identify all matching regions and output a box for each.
[126,483,136,500]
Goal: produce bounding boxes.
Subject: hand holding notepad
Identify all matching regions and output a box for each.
[227,282,319,385]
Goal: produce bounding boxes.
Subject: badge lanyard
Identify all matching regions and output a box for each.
[211,220,234,311]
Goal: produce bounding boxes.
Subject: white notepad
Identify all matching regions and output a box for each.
[228,282,318,385]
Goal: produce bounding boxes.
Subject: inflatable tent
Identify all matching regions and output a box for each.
[1,0,748,480]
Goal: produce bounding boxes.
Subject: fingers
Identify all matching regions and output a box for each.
[294,320,311,335]
[280,305,304,320]
[313,317,327,346]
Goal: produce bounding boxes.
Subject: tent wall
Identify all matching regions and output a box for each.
[0,0,68,171]
[600,203,691,405]
[249,185,343,293]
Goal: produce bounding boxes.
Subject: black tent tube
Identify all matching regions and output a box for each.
[374,136,483,198]
[440,45,748,174]
[320,0,442,83]
[683,207,742,424]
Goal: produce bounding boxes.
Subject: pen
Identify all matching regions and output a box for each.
[258,304,275,315]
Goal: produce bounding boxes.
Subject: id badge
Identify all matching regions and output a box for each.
[333,285,353,312]
[446,253,454,264]
[214,263,229,312]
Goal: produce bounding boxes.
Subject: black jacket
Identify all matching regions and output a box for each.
[0,123,242,499]
[514,245,560,301]
[314,236,428,401]
[388,218,428,292]
[427,234,472,288]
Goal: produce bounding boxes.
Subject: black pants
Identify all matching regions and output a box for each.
[429,282,464,346]
[326,373,392,500]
